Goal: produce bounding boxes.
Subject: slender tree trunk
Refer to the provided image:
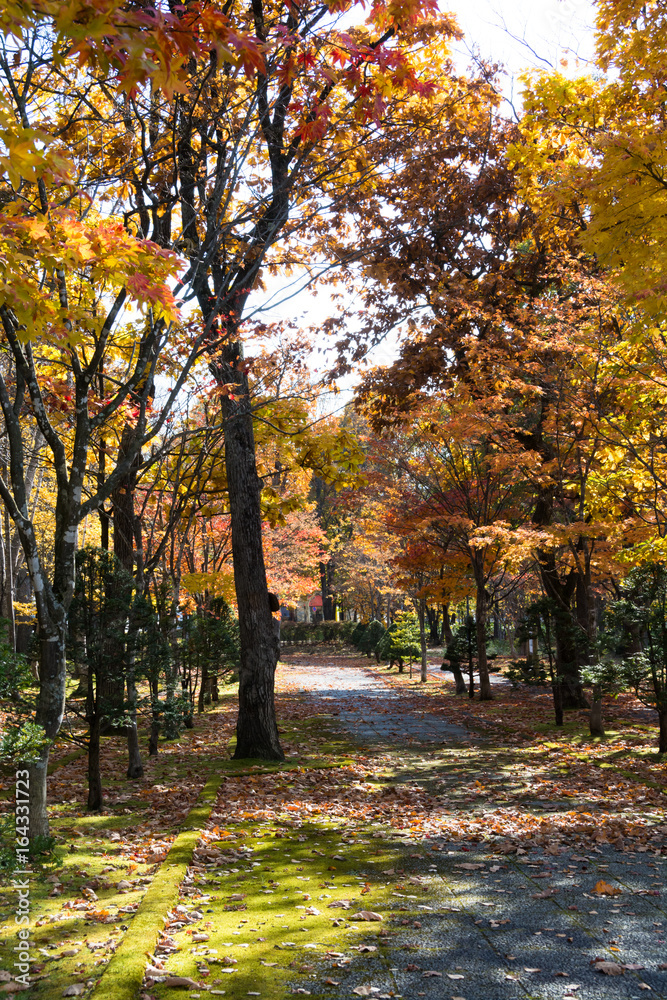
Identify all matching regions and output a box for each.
[659,708,667,754]
[474,576,493,701]
[543,612,562,726]
[27,625,67,839]
[320,560,335,620]
[220,348,283,761]
[426,604,439,645]
[126,668,143,778]
[589,686,605,737]
[198,659,209,712]
[418,599,427,683]
[86,657,104,810]
[87,713,103,811]
[442,603,453,646]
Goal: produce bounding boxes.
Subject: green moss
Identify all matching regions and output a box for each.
[93,772,225,1000]
[152,819,423,1000]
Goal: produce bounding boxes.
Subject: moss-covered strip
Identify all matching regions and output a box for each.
[92,772,224,1000]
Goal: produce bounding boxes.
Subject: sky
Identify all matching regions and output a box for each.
[253,0,599,411]
[449,0,597,79]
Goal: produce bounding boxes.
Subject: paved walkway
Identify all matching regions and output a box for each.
[280,656,472,746]
[278,653,667,1000]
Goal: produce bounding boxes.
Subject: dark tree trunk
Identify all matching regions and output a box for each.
[198,659,209,713]
[87,714,103,811]
[320,560,335,620]
[113,424,143,777]
[442,603,453,646]
[589,690,604,738]
[538,553,587,709]
[219,346,284,761]
[86,658,104,810]
[442,653,467,695]
[126,669,143,778]
[426,604,439,645]
[659,708,667,754]
[418,599,428,683]
[543,612,563,726]
[474,573,493,701]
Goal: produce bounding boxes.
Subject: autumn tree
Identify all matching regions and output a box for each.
[58,0,458,761]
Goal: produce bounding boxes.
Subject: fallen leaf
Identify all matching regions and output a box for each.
[446,974,465,980]
[523,967,541,973]
[593,962,624,976]
[322,980,340,986]
[62,989,86,997]
[593,881,622,897]
[455,863,485,870]
[422,971,442,977]
[350,911,383,921]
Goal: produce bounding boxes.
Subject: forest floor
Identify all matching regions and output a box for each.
[0,648,666,1000]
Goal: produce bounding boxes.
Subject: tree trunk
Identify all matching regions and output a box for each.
[27,625,67,839]
[418,599,428,683]
[220,348,284,761]
[442,603,453,646]
[589,687,605,737]
[87,712,103,811]
[426,604,439,645]
[659,708,667,754]
[493,602,501,641]
[320,560,335,620]
[198,659,209,713]
[538,554,587,708]
[442,655,467,695]
[543,613,562,726]
[125,669,143,779]
[475,578,493,701]
[112,425,144,784]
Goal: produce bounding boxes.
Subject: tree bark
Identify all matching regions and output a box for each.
[589,687,605,737]
[474,572,493,701]
[442,603,453,646]
[87,714,103,811]
[220,348,284,761]
[320,560,335,620]
[27,627,67,839]
[538,553,587,708]
[659,708,667,755]
[125,668,143,778]
[442,653,467,695]
[418,599,428,683]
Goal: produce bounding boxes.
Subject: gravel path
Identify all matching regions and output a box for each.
[278,653,667,1000]
[280,656,472,746]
